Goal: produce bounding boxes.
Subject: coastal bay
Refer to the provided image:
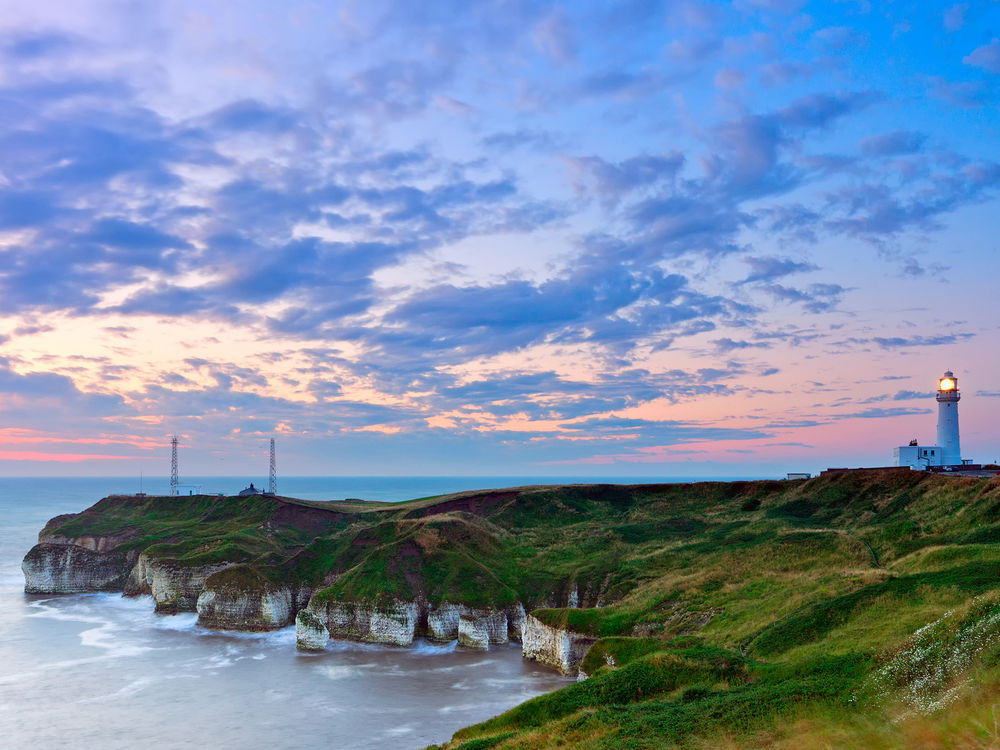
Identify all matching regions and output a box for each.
[1,477,585,750]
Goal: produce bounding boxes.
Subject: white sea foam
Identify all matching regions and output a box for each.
[382,725,416,736]
[192,624,296,646]
[461,659,497,668]
[482,677,527,688]
[77,677,157,704]
[27,595,154,658]
[410,639,459,655]
[79,622,151,657]
[148,613,196,631]
[0,655,113,685]
[319,664,365,680]
[427,664,458,673]
[26,597,107,624]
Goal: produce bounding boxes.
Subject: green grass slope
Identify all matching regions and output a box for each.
[430,471,1000,749]
[38,472,1000,748]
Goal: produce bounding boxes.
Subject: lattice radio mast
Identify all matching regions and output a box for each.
[268,437,277,495]
[170,435,179,496]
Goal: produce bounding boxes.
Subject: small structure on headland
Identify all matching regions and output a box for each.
[240,438,278,497]
[894,371,973,470]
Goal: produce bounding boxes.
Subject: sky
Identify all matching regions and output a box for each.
[0,0,998,479]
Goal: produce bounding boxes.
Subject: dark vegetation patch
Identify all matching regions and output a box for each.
[768,498,821,519]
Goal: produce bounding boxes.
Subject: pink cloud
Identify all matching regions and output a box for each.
[0,450,138,462]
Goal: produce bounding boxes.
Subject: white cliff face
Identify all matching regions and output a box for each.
[296,610,330,650]
[304,596,528,649]
[483,608,510,643]
[429,602,518,647]
[427,602,463,641]
[507,603,527,641]
[21,543,133,593]
[195,570,310,631]
[196,587,293,630]
[521,613,596,676]
[567,583,580,609]
[458,613,490,648]
[311,598,419,646]
[124,553,232,612]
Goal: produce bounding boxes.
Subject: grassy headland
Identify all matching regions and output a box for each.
[38,471,1000,748]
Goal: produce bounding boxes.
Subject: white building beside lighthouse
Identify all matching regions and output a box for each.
[893,370,966,469]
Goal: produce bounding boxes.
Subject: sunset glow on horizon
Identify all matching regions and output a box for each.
[0,1,998,479]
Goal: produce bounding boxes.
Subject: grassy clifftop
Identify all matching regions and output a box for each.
[40,472,1000,748]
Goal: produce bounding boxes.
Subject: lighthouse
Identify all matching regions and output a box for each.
[936,371,961,466]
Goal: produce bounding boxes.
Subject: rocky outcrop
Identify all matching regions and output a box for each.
[567,583,579,609]
[123,553,232,612]
[507,602,526,641]
[307,598,420,646]
[427,602,463,641]
[195,566,311,630]
[22,543,134,593]
[458,613,491,648]
[542,576,620,610]
[296,609,329,650]
[300,597,527,649]
[197,586,292,629]
[426,602,526,647]
[521,613,596,676]
[458,608,508,649]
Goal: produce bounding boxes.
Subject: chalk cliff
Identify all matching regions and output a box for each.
[196,566,313,630]
[296,598,531,650]
[22,543,134,594]
[308,597,420,645]
[124,552,234,612]
[21,489,640,674]
[295,609,329,650]
[521,613,596,675]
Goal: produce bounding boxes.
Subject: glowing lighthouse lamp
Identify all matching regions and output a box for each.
[893,371,966,470]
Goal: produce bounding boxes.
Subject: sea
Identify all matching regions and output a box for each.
[0,475,753,749]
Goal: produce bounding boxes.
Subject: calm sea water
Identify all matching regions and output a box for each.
[0,475,750,749]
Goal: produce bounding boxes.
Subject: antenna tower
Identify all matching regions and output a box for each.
[268,437,277,495]
[170,435,179,496]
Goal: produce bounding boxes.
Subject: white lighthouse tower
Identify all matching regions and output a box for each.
[936,371,961,466]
